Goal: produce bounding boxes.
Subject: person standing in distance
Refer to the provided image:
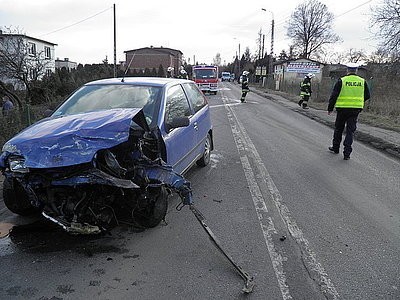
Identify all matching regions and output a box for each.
[298,73,315,109]
[166,67,174,78]
[2,95,14,116]
[328,63,371,160]
[177,66,188,79]
[240,71,250,103]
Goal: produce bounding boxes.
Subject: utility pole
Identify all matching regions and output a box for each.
[261,8,275,84]
[270,18,274,57]
[261,34,265,82]
[113,3,116,78]
[258,29,262,60]
[238,43,241,82]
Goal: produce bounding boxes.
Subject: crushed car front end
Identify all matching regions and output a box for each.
[0,108,192,234]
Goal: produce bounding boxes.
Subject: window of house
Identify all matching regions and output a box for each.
[45,46,51,59]
[46,69,52,77]
[29,69,37,80]
[28,42,36,55]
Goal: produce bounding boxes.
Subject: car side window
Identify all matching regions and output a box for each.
[183,83,207,114]
[165,85,191,125]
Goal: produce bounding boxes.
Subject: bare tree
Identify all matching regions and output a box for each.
[345,48,367,63]
[286,0,340,59]
[370,0,400,58]
[367,49,393,63]
[0,27,52,107]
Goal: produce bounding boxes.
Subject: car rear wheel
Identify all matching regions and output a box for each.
[134,187,168,228]
[196,133,211,167]
[3,178,38,216]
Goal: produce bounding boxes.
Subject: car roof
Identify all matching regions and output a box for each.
[85,77,192,88]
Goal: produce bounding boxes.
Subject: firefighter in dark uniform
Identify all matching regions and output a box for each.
[166,67,174,78]
[328,63,371,160]
[298,73,315,109]
[241,71,250,103]
[177,66,188,79]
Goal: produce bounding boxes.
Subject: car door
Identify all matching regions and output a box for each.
[182,82,211,159]
[162,84,197,174]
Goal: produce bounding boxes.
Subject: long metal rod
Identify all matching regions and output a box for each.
[190,205,254,293]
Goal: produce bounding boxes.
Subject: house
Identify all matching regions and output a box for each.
[123,46,183,76]
[322,63,368,79]
[0,30,57,85]
[273,58,325,91]
[55,58,77,70]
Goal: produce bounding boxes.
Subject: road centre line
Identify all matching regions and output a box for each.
[221,94,339,299]
[222,96,292,299]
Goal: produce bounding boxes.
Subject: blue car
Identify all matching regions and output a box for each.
[0,77,213,234]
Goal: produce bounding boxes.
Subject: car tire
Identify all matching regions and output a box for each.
[3,177,38,216]
[196,133,212,167]
[134,186,168,228]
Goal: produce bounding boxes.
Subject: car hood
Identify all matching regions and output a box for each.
[1,108,145,169]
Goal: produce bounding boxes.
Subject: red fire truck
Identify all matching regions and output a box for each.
[192,65,219,94]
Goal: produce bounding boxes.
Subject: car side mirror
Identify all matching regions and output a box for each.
[166,116,190,132]
[43,109,53,118]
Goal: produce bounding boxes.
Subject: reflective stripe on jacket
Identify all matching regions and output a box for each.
[336,75,365,108]
[300,81,311,97]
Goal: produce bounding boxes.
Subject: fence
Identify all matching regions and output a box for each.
[0,102,56,147]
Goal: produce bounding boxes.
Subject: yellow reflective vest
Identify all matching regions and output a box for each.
[336,75,365,108]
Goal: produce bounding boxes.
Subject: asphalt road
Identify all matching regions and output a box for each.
[0,82,399,299]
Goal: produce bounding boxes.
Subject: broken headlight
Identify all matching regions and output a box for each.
[8,156,29,173]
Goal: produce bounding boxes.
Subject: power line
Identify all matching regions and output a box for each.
[334,0,374,19]
[39,6,112,37]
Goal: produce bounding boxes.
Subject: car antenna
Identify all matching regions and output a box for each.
[121,53,136,82]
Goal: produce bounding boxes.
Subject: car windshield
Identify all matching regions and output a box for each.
[52,84,162,125]
[194,69,216,79]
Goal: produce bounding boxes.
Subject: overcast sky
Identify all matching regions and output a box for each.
[0,0,379,65]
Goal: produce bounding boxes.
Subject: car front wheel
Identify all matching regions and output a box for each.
[3,177,38,216]
[133,186,168,228]
[196,133,211,167]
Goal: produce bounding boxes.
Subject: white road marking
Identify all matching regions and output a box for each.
[210,101,258,109]
[210,103,242,109]
[221,95,339,299]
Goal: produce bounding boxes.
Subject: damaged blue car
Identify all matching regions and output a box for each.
[0,77,213,234]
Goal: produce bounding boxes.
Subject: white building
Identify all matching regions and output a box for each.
[55,58,77,70]
[0,31,57,84]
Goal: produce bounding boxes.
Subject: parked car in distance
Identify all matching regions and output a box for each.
[0,77,213,234]
[221,72,231,82]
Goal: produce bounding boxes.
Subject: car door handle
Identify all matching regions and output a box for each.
[193,122,199,131]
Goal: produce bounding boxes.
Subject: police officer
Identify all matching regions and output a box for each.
[328,63,371,160]
[298,73,315,109]
[240,71,250,103]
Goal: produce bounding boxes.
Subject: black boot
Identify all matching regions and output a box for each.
[328,146,339,154]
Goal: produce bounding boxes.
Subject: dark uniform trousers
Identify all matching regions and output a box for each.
[332,108,360,156]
